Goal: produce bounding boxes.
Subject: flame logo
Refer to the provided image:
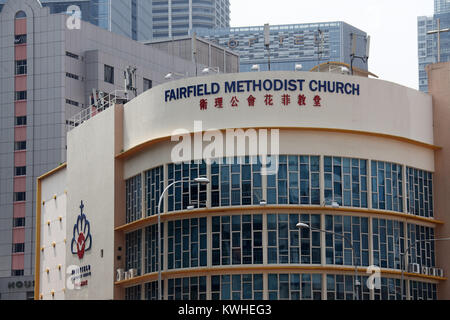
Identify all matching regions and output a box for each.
[71,201,92,260]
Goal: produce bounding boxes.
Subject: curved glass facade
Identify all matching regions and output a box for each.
[324,215,369,267]
[406,167,434,218]
[145,166,164,217]
[372,218,404,269]
[212,214,263,266]
[211,157,262,207]
[125,156,435,222]
[123,212,438,299]
[267,214,321,264]
[371,161,403,212]
[125,275,437,300]
[212,274,263,300]
[324,156,367,208]
[123,154,438,300]
[271,156,320,205]
[126,174,141,223]
[167,218,207,269]
[168,162,207,210]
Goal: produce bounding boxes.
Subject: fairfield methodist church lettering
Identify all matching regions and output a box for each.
[164,78,361,111]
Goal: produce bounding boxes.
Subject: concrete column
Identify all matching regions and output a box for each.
[426,62,450,299]
[367,159,372,209]
[320,155,325,205]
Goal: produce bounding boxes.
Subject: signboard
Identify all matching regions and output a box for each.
[165,78,360,103]
[164,78,361,111]
[8,280,34,290]
[69,201,93,290]
[71,201,92,260]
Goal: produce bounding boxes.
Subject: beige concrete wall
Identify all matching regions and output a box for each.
[39,168,67,300]
[427,62,450,299]
[124,129,436,181]
[65,106,120,300]
[123,71,434,153]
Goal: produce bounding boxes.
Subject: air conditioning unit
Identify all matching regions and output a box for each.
[116,268,125,282]
[430,267,437,276]
[421,266,430,275]
[128,268,137,279]
[408,263,420,273]
[435,268,444,278]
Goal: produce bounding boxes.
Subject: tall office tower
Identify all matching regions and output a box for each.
[195,22,370,73]
[0,0,153,41]
[435,0,450,14]
[0,0,237,300]
[151,0,230,40]
[418,0,450,92]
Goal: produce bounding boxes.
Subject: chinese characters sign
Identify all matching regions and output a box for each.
[198,93,324,110]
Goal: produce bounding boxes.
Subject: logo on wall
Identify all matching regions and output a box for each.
[71,201,92,260]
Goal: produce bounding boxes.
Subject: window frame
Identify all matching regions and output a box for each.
[144,78,153,91]
[104,64,115,84]
[15,116,27,126]
[14,192,26,202]
[15,60,27,75]
[13,217,26,228]
[12,243,25,253]
[14,34,27,45]
[15,91,27,101]
[14,166,26,176]
[14,141,26,151]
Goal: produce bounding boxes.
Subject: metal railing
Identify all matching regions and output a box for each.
[66,90,128,131]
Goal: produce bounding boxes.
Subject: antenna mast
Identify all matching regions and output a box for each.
[315,29,324,71]
[124,66,137,100]
[264,24,271,71]
[350,33,370,75]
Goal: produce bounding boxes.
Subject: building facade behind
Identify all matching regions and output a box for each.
[151,0,230,40]
[418,1,450,92]
[194,22,369,72]
[0,0,237,300]
[0,0,149,41]
[145,36,240,74]
[0,0,154,41]
[426,61,450,299]
[435,0,450,14]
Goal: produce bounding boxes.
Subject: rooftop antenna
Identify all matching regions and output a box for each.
[124,66,137,100]
[192,31,198,76]
[365,35,371,60]
[92,89,98,107]
[350,33,370,75]
[264,23,271,71]
[315,29,325,71]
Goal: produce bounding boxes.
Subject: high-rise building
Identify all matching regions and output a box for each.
[435,0,450,14]
[151,0,230,40]
[418,0,450,92]
[0,0,237,300]
[194,22,370,73]
[0,0,153,41]
[0,1,231,41]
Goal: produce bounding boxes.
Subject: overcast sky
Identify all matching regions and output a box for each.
[229,0,435,90]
